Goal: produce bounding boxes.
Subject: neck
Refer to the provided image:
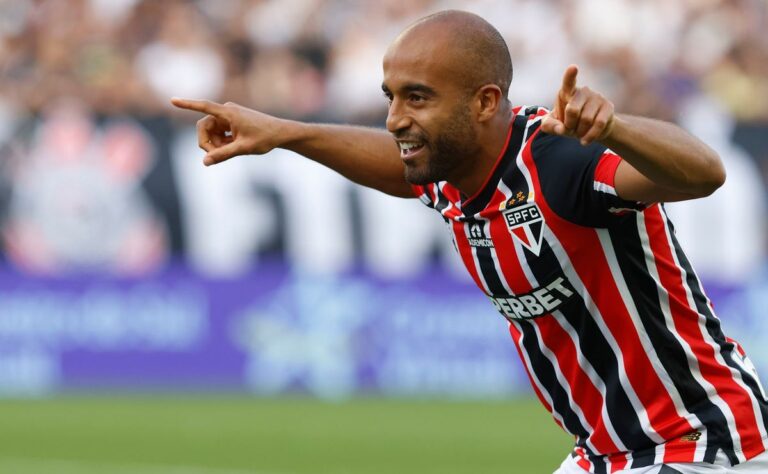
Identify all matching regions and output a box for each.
[452,107,513,200]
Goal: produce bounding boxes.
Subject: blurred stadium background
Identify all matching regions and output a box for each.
[0,0,767,472]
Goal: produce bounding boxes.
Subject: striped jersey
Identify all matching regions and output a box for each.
[411,106,768,473]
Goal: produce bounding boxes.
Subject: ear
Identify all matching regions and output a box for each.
[475,84,503,123]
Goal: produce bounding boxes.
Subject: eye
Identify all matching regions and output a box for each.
[409,93,426,103]
[383,92,393,105]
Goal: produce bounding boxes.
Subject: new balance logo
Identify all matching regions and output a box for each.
[502,202,544,256]
[680,431,701,442]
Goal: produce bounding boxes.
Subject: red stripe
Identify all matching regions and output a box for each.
[508,323,563,430]
[451,220,487,293]
[575,447,592,472]
[440,185,464,220]
[425,184,437,206]
[726,337,747,358]
[594,153,621,186]
[535,317,621,454]
[644,205,764,458]
[486,186,621,452]
[608,454,627,472]
[485,189,533,294]
[520,130,697,454]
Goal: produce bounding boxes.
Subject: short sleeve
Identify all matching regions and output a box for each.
[531,132,646,227]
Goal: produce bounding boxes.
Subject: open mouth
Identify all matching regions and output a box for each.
[398,141,425,159]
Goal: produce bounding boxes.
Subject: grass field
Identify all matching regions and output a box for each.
[0,396,573,474]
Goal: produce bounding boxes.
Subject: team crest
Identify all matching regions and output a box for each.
[502,202,544,256]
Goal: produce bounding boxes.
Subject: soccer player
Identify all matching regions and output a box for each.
[172,10,768,474]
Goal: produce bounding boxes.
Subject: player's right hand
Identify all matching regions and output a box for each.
[170,98,283,166]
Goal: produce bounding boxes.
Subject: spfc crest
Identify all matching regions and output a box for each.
[502,202,544,256]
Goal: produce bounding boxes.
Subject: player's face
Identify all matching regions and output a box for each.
[382,42,480,185]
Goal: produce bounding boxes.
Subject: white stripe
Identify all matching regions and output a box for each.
[508,320,569,431]
[593,229,672,443]
[483,218,514,295]
[516,115,664,443]
[463,220,492,295]
[545,226,664,446]
[552,310,629,453]
[509,119,631,455]
[436,182,455,219]
[608,207,637,214]
[659,205,768,457]
[528,320,603,456]
[503,178,628,453]
[498,158,603,453]
[430,183,440,207]
[593,181,617,196]
[637,209,731,461]
[494,118,574,439]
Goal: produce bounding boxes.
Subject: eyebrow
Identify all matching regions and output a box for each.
[381,83,437,96]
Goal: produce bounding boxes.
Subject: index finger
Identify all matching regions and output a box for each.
[170,97,225,116]
[559,65,579,96]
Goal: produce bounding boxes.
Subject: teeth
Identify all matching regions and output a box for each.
[399,142,421,151]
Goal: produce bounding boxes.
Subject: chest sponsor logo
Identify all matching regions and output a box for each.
[489,276,575,321]
[467,223,493,248]
[502,202,545,256]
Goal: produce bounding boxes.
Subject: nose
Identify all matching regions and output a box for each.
[386,99,412,134]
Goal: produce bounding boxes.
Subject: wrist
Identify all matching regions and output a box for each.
[275,118,307,150]
[598,114,618,143]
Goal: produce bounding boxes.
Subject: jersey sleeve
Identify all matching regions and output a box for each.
[531,132,646,227]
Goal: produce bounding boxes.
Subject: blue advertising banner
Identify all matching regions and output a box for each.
[2,262,767,398]
[0,263,528,398]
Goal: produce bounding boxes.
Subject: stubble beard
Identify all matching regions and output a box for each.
[403,104,478,186]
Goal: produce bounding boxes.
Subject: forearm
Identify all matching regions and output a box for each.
[279,120,412,198]
[602,115,726,196]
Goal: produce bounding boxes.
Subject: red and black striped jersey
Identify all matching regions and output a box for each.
[412,106,768,473]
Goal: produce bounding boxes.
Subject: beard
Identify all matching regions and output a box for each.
[403,104,479,185]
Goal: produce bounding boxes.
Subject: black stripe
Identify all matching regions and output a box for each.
[415,185,436,209]
[502,116,656,455]
[664,214,768,461]
[466,219,506,296]
[433,184,451,215]
[521,241,657,453]
[461,115,527,216]
[516,320,591,440]
[586,452,607,474]
[607,212,736,465]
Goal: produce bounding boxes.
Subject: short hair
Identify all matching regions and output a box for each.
[411,10,513,98]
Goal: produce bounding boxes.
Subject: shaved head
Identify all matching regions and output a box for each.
[382,10,514,189]
[395,10,513,99]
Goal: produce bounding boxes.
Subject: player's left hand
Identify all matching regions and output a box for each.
[540,65,615,146]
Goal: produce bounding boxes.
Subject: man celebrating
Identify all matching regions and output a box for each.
[172,10,768,474]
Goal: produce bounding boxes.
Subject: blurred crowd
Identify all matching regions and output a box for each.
[0,0,767,279]
[0,0,768,148]
[1,0,767,122]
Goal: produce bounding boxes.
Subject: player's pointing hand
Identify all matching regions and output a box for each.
[170,98,283,166]
[540,65,615,146]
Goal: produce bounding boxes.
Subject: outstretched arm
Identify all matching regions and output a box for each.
[540,66,726,203]
[170,98,413,198]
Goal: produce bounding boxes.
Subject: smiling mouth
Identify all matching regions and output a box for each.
[398,141,425,160]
